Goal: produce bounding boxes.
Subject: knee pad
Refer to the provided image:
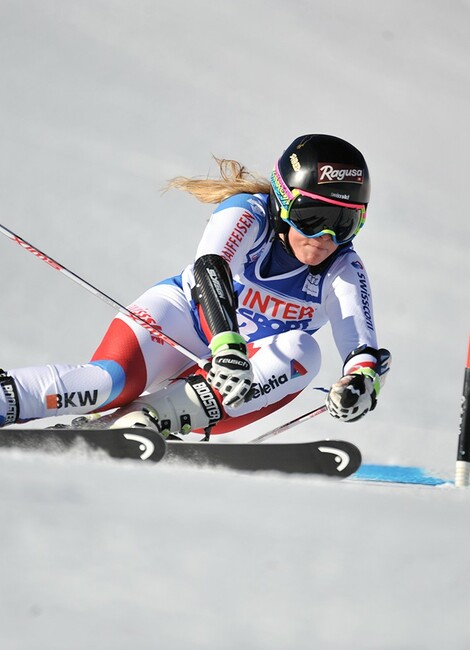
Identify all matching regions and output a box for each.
[278,330,322,376]
[249,330,321,383]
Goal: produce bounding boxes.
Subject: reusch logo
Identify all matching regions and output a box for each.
[46,390,99,410]
[317,163,364,184]
[216,355,251,371]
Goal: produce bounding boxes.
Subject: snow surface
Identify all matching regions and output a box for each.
[0,1,469,648]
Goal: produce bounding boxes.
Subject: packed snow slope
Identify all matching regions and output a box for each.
[0,1,469,648]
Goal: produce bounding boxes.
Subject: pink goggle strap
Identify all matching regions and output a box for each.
[292,188,365,211]
[272,163,366,211]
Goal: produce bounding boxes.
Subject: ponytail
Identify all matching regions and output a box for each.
[166,157,270,204]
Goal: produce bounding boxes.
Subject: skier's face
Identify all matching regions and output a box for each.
[286,228,338,266]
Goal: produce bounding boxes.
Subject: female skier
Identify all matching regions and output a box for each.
[0,134,391,436]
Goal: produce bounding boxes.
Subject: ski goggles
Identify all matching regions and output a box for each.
[271,167,366,245]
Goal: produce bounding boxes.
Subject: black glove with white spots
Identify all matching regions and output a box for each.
[326,345,391,422]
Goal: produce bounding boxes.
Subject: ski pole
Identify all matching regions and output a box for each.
[0,223,211,371]
[455,334,470,487]
[250,404,327,443]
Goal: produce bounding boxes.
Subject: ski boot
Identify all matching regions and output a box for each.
[72,374,223,439]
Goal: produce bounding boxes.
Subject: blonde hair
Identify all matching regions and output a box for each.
[166,157,271,204]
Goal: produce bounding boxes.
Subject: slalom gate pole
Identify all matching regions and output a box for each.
[0,223,211,371]
[455,334,470,487]
[250,404,327,443]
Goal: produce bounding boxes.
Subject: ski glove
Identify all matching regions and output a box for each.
[207,331,253,408]
[326,345,391,423]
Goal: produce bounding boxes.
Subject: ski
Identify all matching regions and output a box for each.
[162,438,361,477]
[0,427,360,477]
[0,428,166,463]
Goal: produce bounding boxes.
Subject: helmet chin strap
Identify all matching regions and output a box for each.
[278,231,297,258]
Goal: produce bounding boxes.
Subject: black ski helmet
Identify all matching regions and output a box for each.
[270,134,370,237]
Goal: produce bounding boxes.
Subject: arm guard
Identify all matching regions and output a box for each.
[192,254,240,340]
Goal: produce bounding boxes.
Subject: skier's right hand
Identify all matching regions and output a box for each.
[207,332,253,408]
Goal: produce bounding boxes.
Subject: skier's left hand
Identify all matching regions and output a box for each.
[207,332,253,408]
[326,373,377,422]
[326,345,391,422]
